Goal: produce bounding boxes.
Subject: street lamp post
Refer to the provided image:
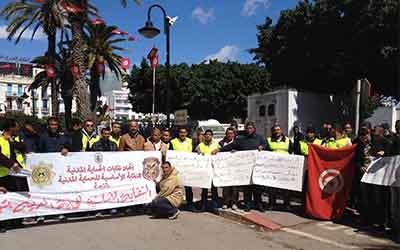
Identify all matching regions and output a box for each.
[138,4,171,127]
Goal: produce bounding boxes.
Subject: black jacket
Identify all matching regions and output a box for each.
[221,133,267,151]
[39,131,71,153]
[91,139,118,152]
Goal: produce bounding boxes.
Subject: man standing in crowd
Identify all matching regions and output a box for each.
[196,129,220,212]
[217,121,267,212]
[110,122,122,146]
[170,127,194,211]
[144,127,168,160]
[297,126,322,156]
[390,120,400,243]
[38,117,70,222]
[219,127,238,210]
[151,161,183,220]
[119,120,145,151]
[161,129,172,148]
[343,122,354,141]
[0,119,26,232]
[266,124,293,210]
[18,121,39,153]
[39,117,70,155]
[72,119,99,152]
[91,127,118,152]
[360,125,392,232]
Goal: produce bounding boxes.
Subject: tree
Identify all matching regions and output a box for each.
[85,23,126,111]
[1,0,66,116]
[29,47,75,128]
[250,0,398,96]
[65,0,138,120]
[127,59,271,122]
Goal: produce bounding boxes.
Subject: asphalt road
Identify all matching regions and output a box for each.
[0,212,398,250]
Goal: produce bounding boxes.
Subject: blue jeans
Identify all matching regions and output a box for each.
[151,197,178,218]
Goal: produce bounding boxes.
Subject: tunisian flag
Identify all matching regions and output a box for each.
[306,144,356,221]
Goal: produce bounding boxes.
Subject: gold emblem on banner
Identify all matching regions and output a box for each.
[31,162,55,188]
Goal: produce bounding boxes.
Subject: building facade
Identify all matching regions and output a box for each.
[0,61,76,118]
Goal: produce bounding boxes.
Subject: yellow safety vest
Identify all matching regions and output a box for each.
[322,137,351,149]
[299,138,322,156]
[0,136,11,177]
[109,136,120,146]
[170,138,193,152]
[198,141,219,155]
[336,137,351,148]
[14,136,25,168]
[81,132,100,152]
[267,137,290,154]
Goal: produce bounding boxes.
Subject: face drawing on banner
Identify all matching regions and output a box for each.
[319,169,344,195]
[31,162,55,188]
[142,157,161,181]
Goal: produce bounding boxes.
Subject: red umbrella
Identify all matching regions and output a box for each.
[112,29,128,35]
[61,0,84,14]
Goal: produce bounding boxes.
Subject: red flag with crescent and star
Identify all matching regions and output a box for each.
[305,144,356,221]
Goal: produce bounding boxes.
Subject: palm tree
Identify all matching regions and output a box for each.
[85,23,126,111]
[1,0,66,116]
[66,0,139,120]
[29,47,75,128]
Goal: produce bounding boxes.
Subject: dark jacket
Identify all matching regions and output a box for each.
[39,131,71,153]
[91,139,118,152]
[221,133,267,152]
[371,136,392,157]
[19,128,39,153]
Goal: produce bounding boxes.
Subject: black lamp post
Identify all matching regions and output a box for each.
[138,4,171,127]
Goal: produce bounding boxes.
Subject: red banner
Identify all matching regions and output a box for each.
[306,144,356,221]
[151,55,158,70]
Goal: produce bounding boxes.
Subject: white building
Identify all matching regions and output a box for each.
[101,85,144,121]
[0,61,76,118]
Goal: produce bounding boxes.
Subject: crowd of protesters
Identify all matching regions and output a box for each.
[0,116,399,243]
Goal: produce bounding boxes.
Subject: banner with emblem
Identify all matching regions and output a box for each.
[305,144,356,221]
[0,151,161,221]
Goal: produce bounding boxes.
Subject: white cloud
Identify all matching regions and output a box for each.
[0,25,47,41]
[204,45,240,62]
[192,7,215,24]
[241,0,271,17]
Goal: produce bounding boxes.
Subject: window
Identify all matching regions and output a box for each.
[17,100,22,110]
[41,87,48,99]
[18,85,23,96]
[6,98,12,110]
[267,104,275,116]
[6,84,12,96]
[42,99,48,110]
[259,105,266,117]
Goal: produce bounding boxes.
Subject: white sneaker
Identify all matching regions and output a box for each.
[222,205,228,210]
[232,204,238,210]
[168,210,180,220]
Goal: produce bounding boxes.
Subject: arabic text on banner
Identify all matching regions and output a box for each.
[0,151,161,221]
[211,151,256,187]
[252,151,305,192]
[166,151,213,189]
[361,156,400,186]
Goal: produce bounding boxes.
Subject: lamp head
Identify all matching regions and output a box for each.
[138,21,160,39]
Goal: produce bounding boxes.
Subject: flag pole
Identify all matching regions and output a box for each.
[152,67,156,115]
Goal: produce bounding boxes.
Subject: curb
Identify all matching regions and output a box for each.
[217,209,282,231]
